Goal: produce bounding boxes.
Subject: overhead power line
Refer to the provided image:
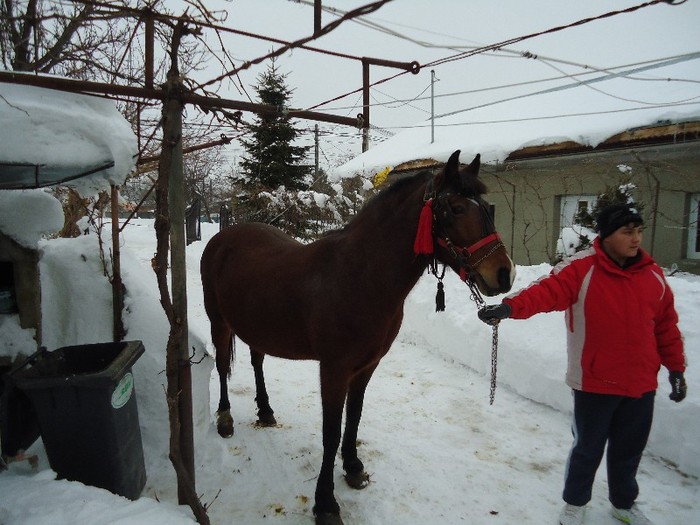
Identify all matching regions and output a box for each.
[305,0,685,112]
[433,51,700,119]
[309,51,699,118]
[423,1,683,70]
[389,100,700,131]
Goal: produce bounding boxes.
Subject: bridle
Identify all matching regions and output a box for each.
[429,191,505,284]
[416,184,504,405]
[436,234,503,283]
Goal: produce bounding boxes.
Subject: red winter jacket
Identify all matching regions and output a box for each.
[503,238,686,397]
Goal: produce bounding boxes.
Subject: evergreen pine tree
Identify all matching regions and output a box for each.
[239,61,312,192]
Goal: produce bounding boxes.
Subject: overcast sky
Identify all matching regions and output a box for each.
[160,0,700,169]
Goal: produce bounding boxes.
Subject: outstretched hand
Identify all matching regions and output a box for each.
[478,303,512,326]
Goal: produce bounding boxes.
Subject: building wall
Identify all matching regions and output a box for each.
[481,140,700,273]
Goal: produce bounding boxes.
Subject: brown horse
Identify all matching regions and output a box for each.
[200,150,514,525]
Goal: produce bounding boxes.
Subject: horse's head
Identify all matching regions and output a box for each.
[426,150,515,296]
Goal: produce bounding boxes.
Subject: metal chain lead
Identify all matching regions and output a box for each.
[489,323,498,405]
[466,279,500,405]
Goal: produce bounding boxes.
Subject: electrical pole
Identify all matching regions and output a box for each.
[314,124,320,179]
[431,69,436,144]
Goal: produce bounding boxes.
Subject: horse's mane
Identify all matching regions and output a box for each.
[366,170,433,211]
[323,171,432,237]
[322,165,488,238]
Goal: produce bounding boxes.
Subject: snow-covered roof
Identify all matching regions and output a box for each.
[334,109,700,180]
[332,85,700,180]
[0,78,137,194]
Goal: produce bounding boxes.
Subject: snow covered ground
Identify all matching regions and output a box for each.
[0,217,698,525]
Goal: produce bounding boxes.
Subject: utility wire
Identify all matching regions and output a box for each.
[311,52,699,115]
[537,57,700,107]
[197,0,394,90]
[423,1,680,70]
[305,0,684,112]
[434,51,700,119]
[391,100,700,130]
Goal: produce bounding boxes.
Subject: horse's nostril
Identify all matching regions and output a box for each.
[498,267,512,292]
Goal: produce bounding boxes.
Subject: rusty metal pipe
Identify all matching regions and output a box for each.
[361,57,421,74]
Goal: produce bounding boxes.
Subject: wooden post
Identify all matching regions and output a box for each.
[144,10,155,89]
[154,20,208,523]
[110,185,125,342]
[164,81,196,502]
[314,0,322,33]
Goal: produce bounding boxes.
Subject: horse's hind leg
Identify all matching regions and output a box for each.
[341,365,377,489]
[212,320,235,438]
[250,348,277,426]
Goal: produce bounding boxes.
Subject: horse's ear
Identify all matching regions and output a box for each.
[459,153,481,188]
[434,150,461,191]
[447,150,461,173]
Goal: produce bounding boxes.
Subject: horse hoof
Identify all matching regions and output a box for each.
[344,470,370,489]
[314,512,344,525]
[256,412,277,427]
[217,425,233,438]
[216,411,234,438]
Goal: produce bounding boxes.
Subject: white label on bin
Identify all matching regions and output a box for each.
[111,372,134,409]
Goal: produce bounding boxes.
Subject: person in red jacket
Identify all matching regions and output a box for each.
[478,203,687,525]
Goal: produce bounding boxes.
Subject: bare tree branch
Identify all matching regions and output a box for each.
[36,3,94,71]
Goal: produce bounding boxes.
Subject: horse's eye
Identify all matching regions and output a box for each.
[451,203,467,214]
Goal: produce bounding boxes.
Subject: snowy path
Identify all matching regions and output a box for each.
[118,220,700,524]
[191,338,698,525]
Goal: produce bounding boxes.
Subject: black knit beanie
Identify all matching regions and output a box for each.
[595,203,644,240]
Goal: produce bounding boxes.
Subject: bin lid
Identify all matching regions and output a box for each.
[13,341,145,390]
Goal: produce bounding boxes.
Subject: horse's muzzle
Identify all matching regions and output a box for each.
[497,266,514,293]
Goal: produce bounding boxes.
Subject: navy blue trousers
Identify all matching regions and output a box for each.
[562,390,655,509]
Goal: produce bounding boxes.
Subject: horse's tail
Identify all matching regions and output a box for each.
[228,333,236,379]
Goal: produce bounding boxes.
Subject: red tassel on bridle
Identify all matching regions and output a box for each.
[413,199,434,254]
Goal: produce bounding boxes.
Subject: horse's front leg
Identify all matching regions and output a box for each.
[341,365,376,489]
[313,364,348,525]
[250,348,276,426]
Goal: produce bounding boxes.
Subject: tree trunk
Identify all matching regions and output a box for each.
[153,19,210,525]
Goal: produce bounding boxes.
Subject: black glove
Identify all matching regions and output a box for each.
[669,371,687,402]
[478,303,512,325]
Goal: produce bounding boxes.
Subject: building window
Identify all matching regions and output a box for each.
[560,195,597,228]
[688,194,700,260]
[556,195,597,259]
